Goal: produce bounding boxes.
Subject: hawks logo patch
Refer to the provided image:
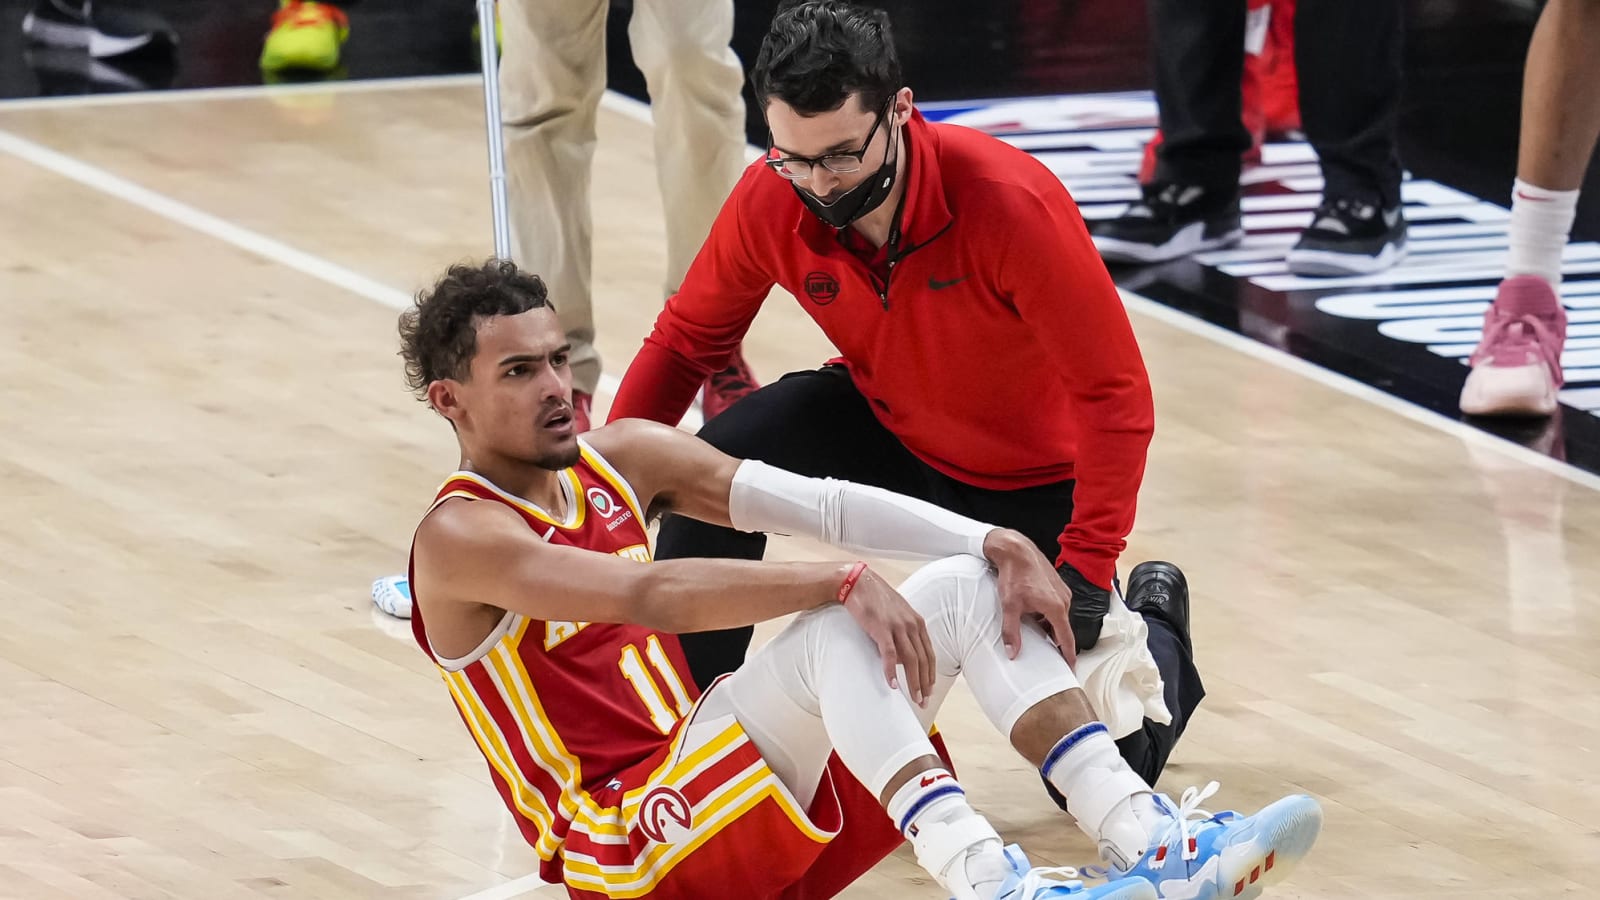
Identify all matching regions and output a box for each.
[638,786,693,845]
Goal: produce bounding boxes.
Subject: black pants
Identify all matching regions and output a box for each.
[1148,0,1405,209]
[656,366,1205,785]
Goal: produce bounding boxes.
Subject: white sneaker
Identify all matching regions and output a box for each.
[371,574,412,619]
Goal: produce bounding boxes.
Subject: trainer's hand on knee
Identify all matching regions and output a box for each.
[983,530,1077,667]
[843,569,936,707]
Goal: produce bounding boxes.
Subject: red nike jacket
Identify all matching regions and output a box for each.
[608,110,1153,588]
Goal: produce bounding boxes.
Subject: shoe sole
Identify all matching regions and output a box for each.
[1090,881,1160,900]
[1460,362,1559,417]
[1284,242,1406,277]
[1203,795,1323,900]
[1094,224,1244,265]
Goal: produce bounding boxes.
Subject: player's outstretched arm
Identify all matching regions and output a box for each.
[412,495,939,701]
[588,418,1077,663]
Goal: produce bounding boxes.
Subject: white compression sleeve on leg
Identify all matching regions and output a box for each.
[727,460,992,561]
[726,603,947,797]
[902,556,1081,735]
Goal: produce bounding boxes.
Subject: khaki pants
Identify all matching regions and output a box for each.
[499,0,749,395]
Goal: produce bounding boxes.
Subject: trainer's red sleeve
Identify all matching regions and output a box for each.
[995,183,1154,589]
[609,168,777,426]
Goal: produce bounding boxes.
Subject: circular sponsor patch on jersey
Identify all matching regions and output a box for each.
[638,786,693,845]
[804,271,840,305]
[587,486,618,518]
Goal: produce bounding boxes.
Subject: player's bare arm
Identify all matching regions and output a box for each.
[587,417,1079,665]
[412,490,940,703]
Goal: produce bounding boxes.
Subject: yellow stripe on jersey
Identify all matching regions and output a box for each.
[631,721,831,845]
[486,620,635,838]
[620,718,744,812]
[562,764,832,897]
[441,470,587,529]
[560,719,834,896]
[442,670,564,861]
[577,443,648,533]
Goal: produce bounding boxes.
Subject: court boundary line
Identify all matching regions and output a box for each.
[1118,292,1600,493]
[0,73,483,112]
[0,89,719,415]
[0,78,1593,503]
[3,75,1593,491]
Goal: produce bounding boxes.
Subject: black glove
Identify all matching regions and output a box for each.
[1056,560,1111,653]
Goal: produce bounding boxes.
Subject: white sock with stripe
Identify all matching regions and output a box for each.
[1042,722,1168,869]
[1506,178,1579,287]
[888,770,1010,900]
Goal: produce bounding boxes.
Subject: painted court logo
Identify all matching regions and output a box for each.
[638,786,693,845]
[804,271,840,305]
[921,92,1600,419]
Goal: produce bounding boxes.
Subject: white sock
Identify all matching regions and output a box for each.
[889,771,1011,900]
[1507,179,1579,287]
[1042,723,1167,869]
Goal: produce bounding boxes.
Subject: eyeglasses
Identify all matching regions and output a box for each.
[764,100,892,181]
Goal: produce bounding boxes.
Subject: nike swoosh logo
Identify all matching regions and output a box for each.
[928,276,967,290]
[1516,190,1551,202]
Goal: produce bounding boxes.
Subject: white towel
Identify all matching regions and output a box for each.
[1073,585,1172,739]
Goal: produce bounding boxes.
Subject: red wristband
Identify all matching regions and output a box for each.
[837,562,868,604]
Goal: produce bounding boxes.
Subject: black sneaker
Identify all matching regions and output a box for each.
[1286,196,1407,276]
[22,0,176,59]
[1090,182,1244,264]
[1126,561,1191,653]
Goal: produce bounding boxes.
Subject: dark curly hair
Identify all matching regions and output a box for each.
[399,258,554,398]
[751,0,901,116]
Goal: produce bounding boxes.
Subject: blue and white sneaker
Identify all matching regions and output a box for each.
[371,574,412,619]
[995,844,1156,900]
[1108,783,1322,900]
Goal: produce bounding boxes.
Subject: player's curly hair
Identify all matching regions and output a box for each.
[399,258,554,399]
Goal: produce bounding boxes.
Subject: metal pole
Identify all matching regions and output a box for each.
[476,0,512,260]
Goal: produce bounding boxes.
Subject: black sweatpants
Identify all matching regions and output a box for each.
[655,365,1205,785]
[1148,0,1405,209]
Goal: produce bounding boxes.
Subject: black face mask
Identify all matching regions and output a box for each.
[794,120,900,230]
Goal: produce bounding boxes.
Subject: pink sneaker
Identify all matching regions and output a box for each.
[1460,275,1567,417]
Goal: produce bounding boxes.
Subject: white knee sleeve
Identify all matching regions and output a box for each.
[900,556,1082,736]
[723,604,945,802]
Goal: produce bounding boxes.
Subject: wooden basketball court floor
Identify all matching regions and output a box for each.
[1,76,1597,900]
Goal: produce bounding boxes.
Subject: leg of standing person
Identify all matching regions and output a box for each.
[628,0,764,419]
[498,0,607,428]
[1461,0,1600,416]
[1284,0,1408,276]
[1091,0,1247,265]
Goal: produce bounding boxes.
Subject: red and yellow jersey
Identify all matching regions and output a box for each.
[408,440,704,876]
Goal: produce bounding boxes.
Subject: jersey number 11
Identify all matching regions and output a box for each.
[619,635,694,733]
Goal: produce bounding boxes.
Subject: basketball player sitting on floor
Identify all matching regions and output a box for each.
[399,259,1323,900]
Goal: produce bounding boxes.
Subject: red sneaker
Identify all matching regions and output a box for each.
[702,351,760,422]
[572,390,593,433]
